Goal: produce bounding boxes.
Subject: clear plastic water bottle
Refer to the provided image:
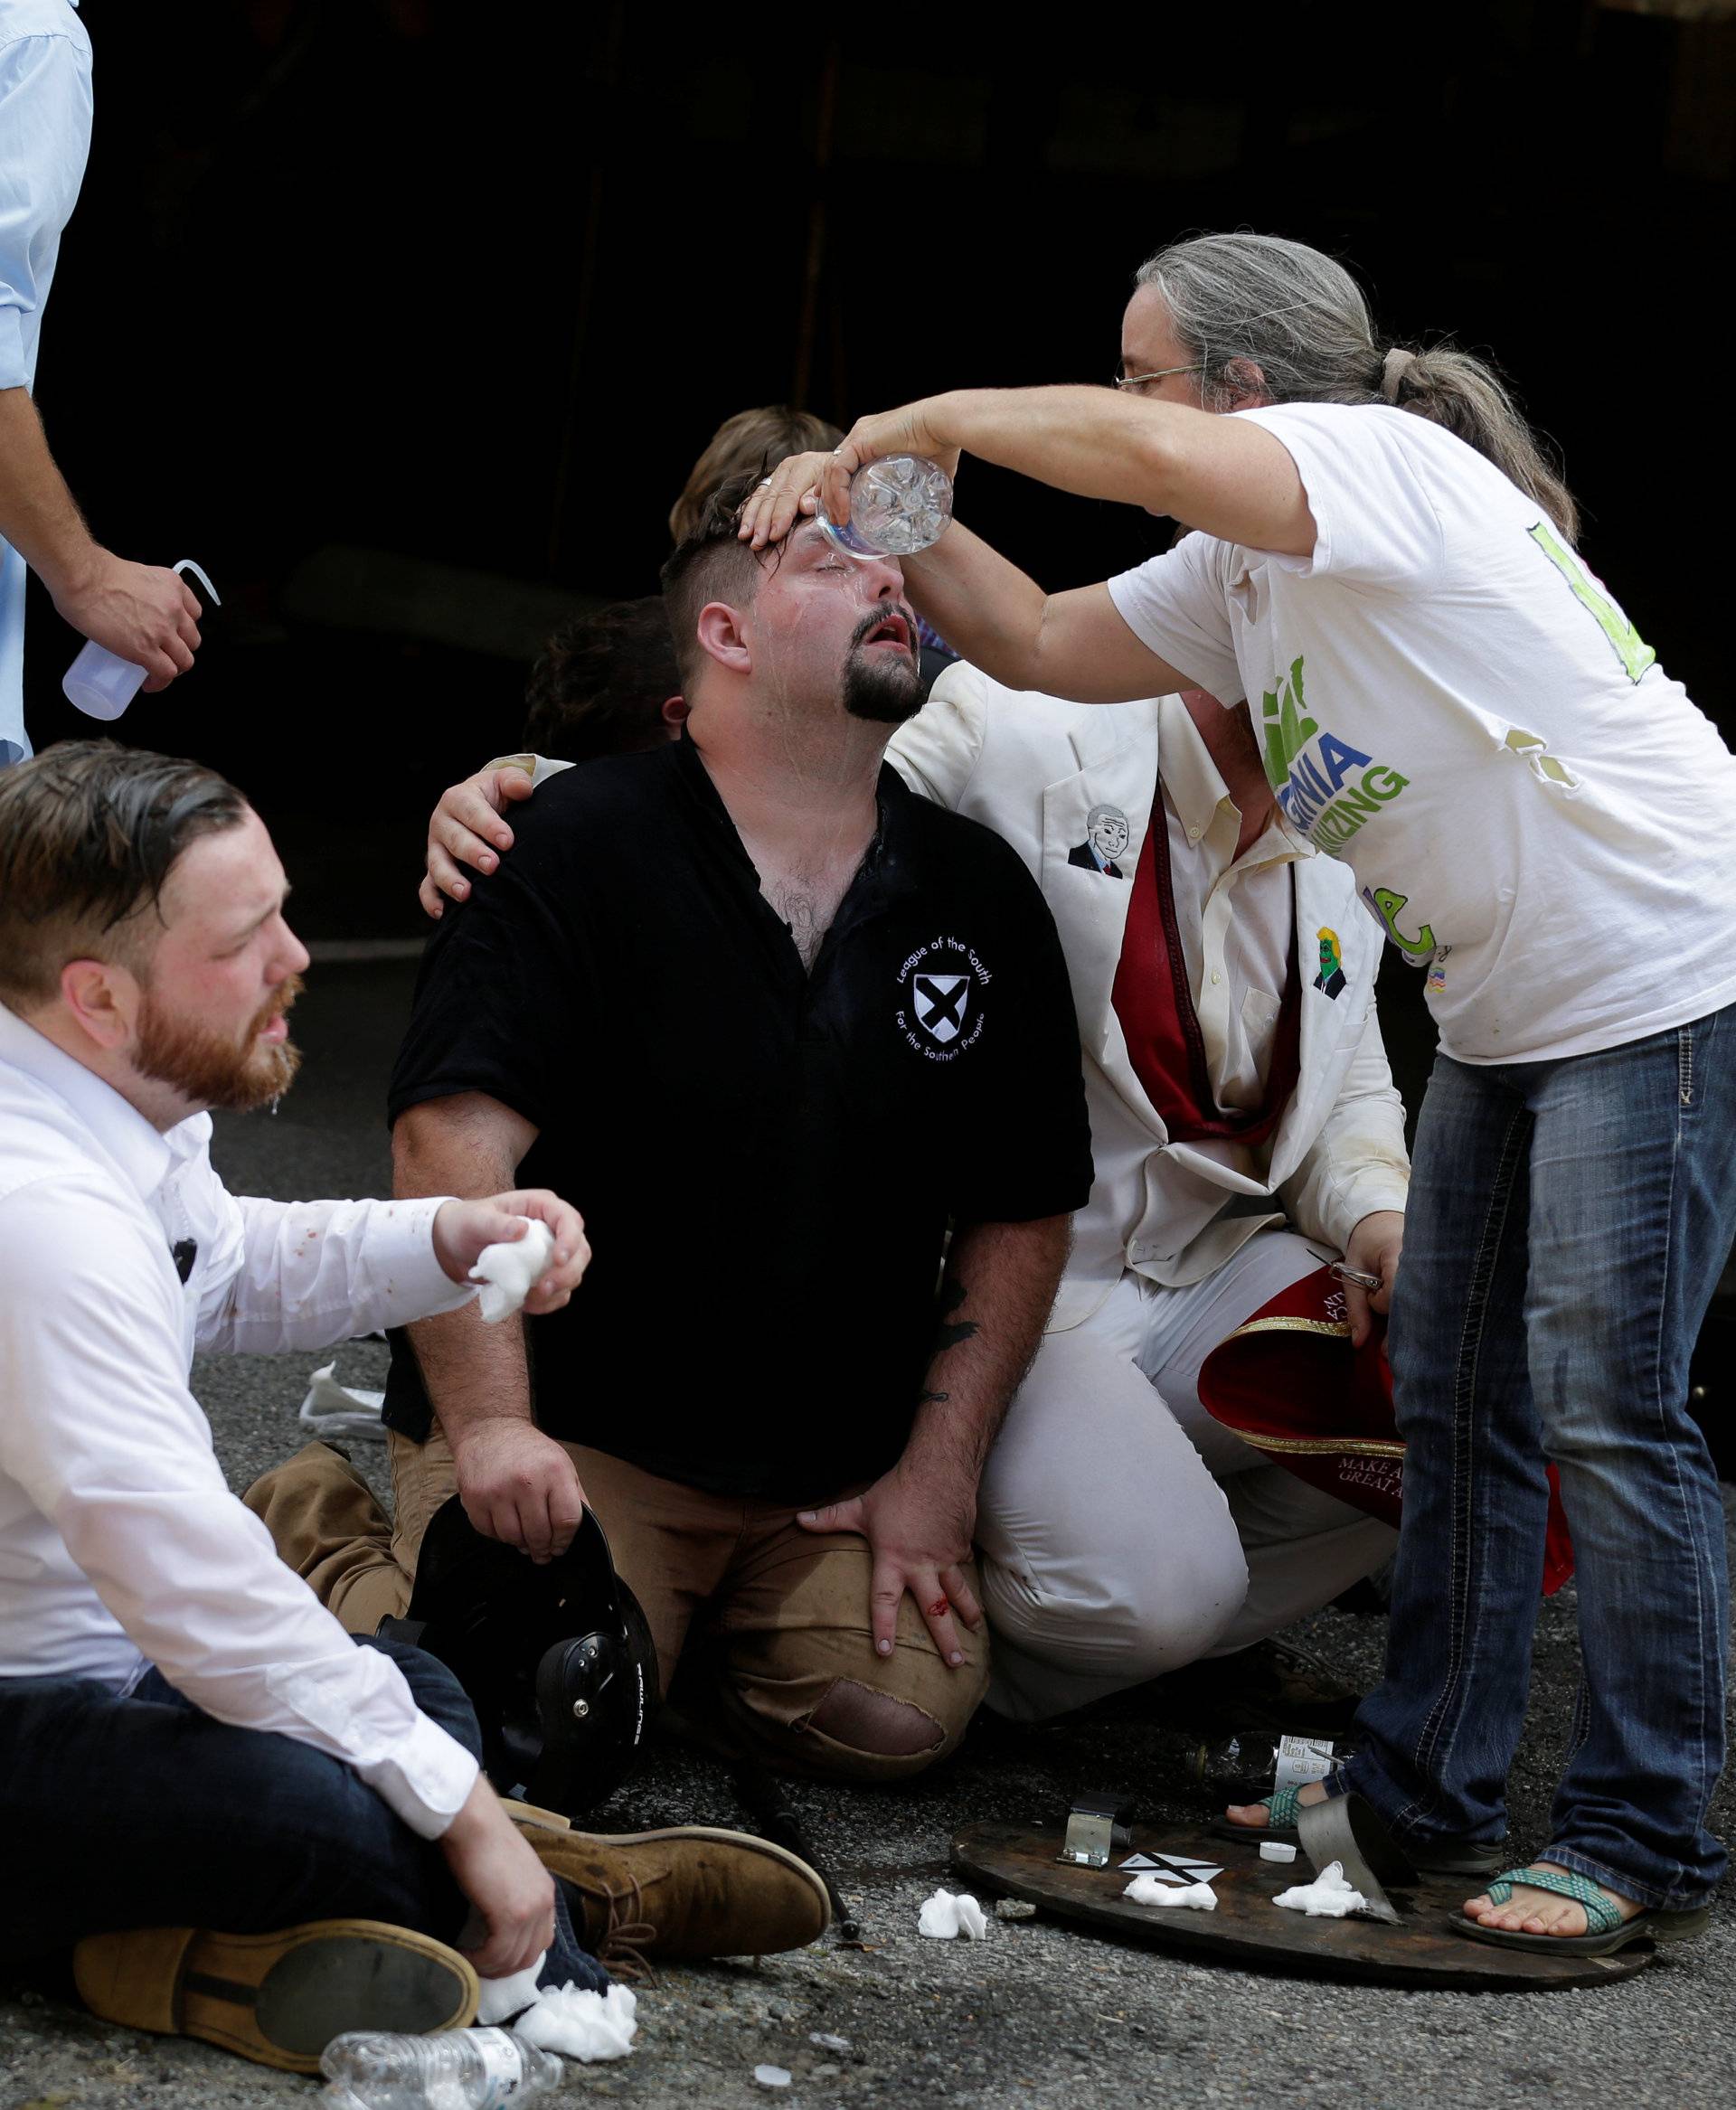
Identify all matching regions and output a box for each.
[62,558,221,721]
[1184,1732,1278,1790]
[816,455,953,560]
[319,2027,561,2109]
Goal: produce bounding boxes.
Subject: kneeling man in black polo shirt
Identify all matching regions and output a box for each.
[258,476,1092,1778]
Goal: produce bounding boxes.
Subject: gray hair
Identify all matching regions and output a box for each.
[1135,232,1578,542]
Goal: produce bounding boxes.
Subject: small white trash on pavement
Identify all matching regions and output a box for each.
[1272,1860,1369,1918]
[918,1889,988,1939]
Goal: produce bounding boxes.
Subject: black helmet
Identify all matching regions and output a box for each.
[380,1499,658,1817]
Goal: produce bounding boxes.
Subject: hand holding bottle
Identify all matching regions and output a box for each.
[61,557,216,720]
[57,551,204,686]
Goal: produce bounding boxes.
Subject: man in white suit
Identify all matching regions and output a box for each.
[412,653,1408,1726]
[880,664,1406,1719]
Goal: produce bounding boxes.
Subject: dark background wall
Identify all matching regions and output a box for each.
[19,0,1735,974]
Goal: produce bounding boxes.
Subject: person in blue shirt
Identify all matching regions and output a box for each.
[0,1,203,766]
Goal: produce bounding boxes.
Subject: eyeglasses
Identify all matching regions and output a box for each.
[1112,362,1208,391]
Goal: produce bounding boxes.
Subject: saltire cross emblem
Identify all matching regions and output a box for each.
[914,973,971,1044]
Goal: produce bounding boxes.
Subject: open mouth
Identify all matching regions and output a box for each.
[862,611,913,653]
[251,976,302,1045]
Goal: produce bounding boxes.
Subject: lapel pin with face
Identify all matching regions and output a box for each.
[1069,804,1131,880]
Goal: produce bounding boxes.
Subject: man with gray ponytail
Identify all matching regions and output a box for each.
[742,230,1736,1957]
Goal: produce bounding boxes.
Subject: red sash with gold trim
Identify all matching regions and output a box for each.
[1111,798,1301,1145]
[1196,1266,1574,1596]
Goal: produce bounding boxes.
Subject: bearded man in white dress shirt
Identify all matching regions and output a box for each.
[0,741,826,2073]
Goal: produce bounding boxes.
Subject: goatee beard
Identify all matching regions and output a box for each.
[136,973,306,1113]
[841,641,925,726]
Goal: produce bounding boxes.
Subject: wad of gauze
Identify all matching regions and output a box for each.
[918,1889,988,1939]
[1271,1860,1368,1918]
[476,1958,637,2061]
[1124,1873,1217,1911]
[470,1218,555,1323]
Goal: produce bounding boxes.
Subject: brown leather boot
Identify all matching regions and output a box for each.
[512,1817,830,1964]
[72,1919,478,2073]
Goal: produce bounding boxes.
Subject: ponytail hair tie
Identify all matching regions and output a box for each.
[1381,346,1418,402]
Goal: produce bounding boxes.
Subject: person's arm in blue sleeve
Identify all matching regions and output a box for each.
[0,24,203,688]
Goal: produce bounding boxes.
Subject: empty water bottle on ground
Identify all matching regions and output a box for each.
[816,456,953,559]
[62,559,220,721]
[1185,1732,1278,1791]
[319,2026,561,2108]
[1136,1728,1278,1794]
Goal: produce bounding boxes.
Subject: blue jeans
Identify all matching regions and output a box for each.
[1343,1008,1736,1910]
[0,1634,604,1992]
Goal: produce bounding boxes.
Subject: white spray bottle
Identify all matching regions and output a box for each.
[62,559,222,721]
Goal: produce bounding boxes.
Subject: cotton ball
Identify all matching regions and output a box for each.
[470,1218,555,1323]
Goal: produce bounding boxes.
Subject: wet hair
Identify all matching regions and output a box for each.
[658,471,775,689]
[669,406,844,544]
[523,598,681,762]
[0,739,250,1010]
[1135,231,1578,542]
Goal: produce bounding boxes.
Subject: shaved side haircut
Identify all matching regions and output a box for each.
[658,471,780,690]
[0,740,248,1010]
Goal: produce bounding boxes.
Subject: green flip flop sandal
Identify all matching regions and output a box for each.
[1213,1788,1509,1876]
[1212,1781,1304,1845]
[1452,1864,1712,1955]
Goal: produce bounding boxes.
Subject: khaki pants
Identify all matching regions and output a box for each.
[246,1429,988,1784]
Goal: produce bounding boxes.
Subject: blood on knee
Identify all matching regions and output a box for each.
[807,1678,944,1757]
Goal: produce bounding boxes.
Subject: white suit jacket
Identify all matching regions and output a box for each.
[887,664,1410,1333]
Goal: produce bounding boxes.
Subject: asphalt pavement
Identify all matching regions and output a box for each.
[4,958,1733,2110]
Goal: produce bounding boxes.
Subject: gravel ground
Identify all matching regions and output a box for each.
[5,961,1733,2109]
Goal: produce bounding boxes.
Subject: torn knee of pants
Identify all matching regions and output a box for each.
[804,1678,945,1757]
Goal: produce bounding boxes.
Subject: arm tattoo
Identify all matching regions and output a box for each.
[932,1275,979,1355]
[918,1389,951,1406]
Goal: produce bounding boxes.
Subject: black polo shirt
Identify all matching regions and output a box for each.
[385,733,1093,1503]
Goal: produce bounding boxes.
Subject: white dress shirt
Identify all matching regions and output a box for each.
[1146,692,1312,1165]
[0,1,92,765]
[0,999,481,1839]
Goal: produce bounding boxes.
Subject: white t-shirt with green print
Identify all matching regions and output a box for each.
[1107,400,1736,1064]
